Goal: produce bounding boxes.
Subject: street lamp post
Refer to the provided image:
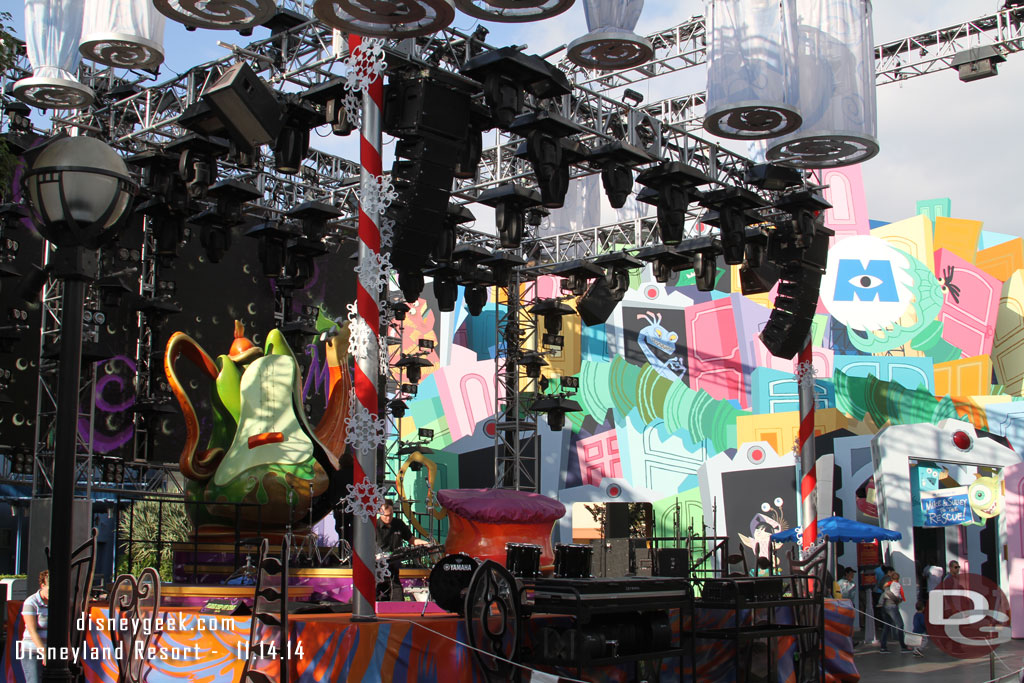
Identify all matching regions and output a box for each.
[21,135,135,682]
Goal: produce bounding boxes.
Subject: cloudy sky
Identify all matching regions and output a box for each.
[10,1,1022,236]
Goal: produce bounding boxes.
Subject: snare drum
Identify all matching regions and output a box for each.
[554,543,593,578]
[505,543,542,578]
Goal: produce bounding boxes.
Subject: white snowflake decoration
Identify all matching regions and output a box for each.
[342,478,385,522]
[375,554,391,584]
[344,38,386,95]
[380,216,395,249]
[354,250,392,296]
[795,360,817,389]
[342,90,361,130]
[346,302,374,359]
[345,395,386,452]
[359,175,397,217]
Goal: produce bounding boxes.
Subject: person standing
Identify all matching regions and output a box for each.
[912,601,929,657]
[838,567,858,601]
[879,572,912,653]
[19,570,49,683]
[873,565,894,643]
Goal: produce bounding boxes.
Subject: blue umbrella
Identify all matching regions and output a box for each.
[770,516,902,543]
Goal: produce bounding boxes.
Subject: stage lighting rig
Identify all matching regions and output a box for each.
[247,218,301,277]
[530,298,575,347]
[166,133,230,201]
[772,189,832,250]
[455,104,493,180]
[398,270,425,303]
[479,251,528,285]
[461,47,572,130]
[698,187,769,266]
[274,99,320,174]
[745,163,804,192]
[425,263,461,312]
[520,351,548,380]
[588,140,654,209]
[389,399,408,419]
[478,184,544,249]
[636,162,714,245]
[287,201,341,241]
[302,77,358,137]
[531,395,582,431]
[396,354,434,385]
[436,204,476,265]
[464,284,488,317]
[738,236,780,296]
[509,111,587,209]
[548,259,607,297]
[577,252,643,326]
[282,237,328,291]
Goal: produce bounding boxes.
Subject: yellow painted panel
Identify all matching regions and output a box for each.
[977,238,1024,282]
[737,412,798,455]
[872,215,935,273]
[993,270,1024,396]
[933,356,992,397]
[543,299,583,378]
[816,408,850,435]
[934,217,984,263]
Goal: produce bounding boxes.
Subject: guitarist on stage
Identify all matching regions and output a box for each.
[376,500,429,600]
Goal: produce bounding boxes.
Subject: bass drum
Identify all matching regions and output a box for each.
[428,553,480,615]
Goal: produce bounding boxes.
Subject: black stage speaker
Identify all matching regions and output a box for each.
[654,547,690,577]
[203,62,284,149]
[590,539,630,578]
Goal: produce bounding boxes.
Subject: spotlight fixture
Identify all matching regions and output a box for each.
[745,163,804,191]
[698,187,769,266]
[464,284,488,317]
[396,354,433,385]
[636,162,714,245]
[520,351,548,379]
[435,204,476,264]
[282,237,328,290]
[462,47,572,130]
[433,274,459,312]
[302,77,356,137]
[398,270,425,303]
[477,184,543,249]
[509,110,586,209]
[273,99,319,174]
[247,218,301,277]
[635,244,691,285]
[548,259,606,296]
[202,61,285,150]
[589,140,653,209]
[286,201,341,241]
[530,298,576,338]
[478,251,527,286]
[531,395,582,431]
[165,133,230,201]
[772,189,832,249]
[389,399,408,419]
[389,299,411,322]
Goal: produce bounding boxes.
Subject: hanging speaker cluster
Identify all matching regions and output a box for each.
[313,0,455,38]
[567,0,653,70]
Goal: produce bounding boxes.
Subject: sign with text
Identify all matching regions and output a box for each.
[921,487,972,527]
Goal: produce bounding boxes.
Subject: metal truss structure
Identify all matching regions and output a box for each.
[4,3,1023,495]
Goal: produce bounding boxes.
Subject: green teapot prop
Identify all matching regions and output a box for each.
[165,321,351,542]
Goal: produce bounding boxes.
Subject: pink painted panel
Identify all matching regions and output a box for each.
[935,248,1002,358]
[1006,462,1024,638]
[433,358,496,443]
[820,166,870,241]
[685,298,743,403]
[575,430,621,487]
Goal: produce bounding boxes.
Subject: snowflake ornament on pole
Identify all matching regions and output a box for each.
[343,478,385,523]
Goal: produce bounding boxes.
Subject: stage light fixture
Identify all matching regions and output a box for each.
[435,204,475,264]
[287,201,341,241]
[389,299,410,322]
[530,299,576,337]
[549,259,606,297]
[772,189,832,249]
[434,275,458,312]
[576,252,643,326]
[389,399,408,419]
[739,242,779,296]
[952,45,1006,82]
[509,111,586,209]
[590,140,652,209]
[477,184,543,249]
[399,270,425,303]
[396,354,433,385]
[693,250,719,292]
[202,62,285,150]
[636,162,714,245]
[247,219,300,277]
[531,395,582,432]
[282,237,328,291]
[745,163,803,191]
[699,187,768,266]
[464,284,488,317]
[520,351,548,380]
[462,47,572,130]
[166,133,229,201]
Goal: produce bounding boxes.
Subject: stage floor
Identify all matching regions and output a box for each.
[2,598,859,682]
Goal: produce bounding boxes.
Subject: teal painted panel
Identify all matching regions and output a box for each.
[833,355,935,393]
[916,198,951,222]
[751,367,835,414]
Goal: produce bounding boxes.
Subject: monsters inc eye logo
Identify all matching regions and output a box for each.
[820,236,918,332]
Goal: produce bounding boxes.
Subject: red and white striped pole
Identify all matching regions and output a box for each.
[351,33,383,620]
[798,340,817,552]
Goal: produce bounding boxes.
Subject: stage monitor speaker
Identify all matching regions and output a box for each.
[654,547,690,577]
[577,276,622,327]
[590,538,630,578]
[204,61,284,149]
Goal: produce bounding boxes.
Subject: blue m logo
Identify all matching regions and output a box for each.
[832,259,900,302]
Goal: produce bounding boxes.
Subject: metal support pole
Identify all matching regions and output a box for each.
[42,266,85,683]
[798,341,817,553]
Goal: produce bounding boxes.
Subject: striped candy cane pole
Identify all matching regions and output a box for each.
[351,33,383,620]
[798,340,817,552]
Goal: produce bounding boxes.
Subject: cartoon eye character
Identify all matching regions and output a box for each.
[761,502,771,512]
[773,497,783,507]
[969,475,1004,519]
